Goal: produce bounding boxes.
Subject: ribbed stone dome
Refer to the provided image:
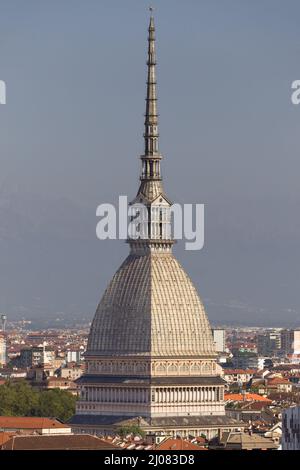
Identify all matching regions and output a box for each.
[87,252,215,357]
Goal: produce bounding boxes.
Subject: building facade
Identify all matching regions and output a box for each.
[257,332,281,357]
[66,350,83,364]
[282,406,300,450]
[70,14,242,438]
[18,346,55,368]
[232,353,258,369]
[281,329,300,356]
[223,369,256,385]
[212,329,226,353]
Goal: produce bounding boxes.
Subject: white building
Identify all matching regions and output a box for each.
[212,329,226,353]
[282,406,300,450]
[0,416,71,435]
[60,364,84,380]
[0,335,6,367]
[66,350,83,364]
[223,369,256,384]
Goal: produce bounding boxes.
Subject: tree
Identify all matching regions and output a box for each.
[0,380,76,421]
[117,425,145,438]
[0,381,39,416]
[37,389,76,421]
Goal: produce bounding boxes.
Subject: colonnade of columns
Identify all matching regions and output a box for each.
[152,386,223,404]
[142,158,160,179]
[84,387,148,404]
[82,385,224,404]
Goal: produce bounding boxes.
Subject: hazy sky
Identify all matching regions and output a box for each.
[0,0,300,327]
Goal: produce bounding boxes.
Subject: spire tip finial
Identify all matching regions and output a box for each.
[148,6,155,30]
[143,3,160,169]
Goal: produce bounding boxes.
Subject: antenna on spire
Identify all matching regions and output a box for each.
[149,6,154,14]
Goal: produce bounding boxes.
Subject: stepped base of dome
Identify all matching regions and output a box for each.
[69,414,245,440]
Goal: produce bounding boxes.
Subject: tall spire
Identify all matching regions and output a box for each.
[141,11,162,181]
[129,9,174,252]
[145,13,159,157]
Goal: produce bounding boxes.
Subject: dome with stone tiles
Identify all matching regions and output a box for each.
[86,14,216,361]
[87,252,215,357]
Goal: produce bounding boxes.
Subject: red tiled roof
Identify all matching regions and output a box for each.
[0,432,14,446]
[0,416,68,430]
[156,438,207,451]
[224,393,272,403]
[1,434,118,450]
[240,401,269,411]
[267,377,291,385]
[47,377,72,383]
[194,436,206,444]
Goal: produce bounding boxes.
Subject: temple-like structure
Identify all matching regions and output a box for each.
[70,13,242,439]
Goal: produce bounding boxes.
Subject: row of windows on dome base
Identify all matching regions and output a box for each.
[86,359,218,376]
